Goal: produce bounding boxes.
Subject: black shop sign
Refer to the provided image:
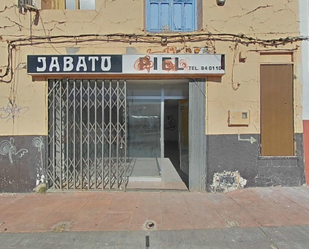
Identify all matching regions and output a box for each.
[27,55,122,74]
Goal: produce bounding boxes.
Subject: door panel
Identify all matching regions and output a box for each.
[127,99,161,178]
[47,79,127,190]
[260,64,294,156]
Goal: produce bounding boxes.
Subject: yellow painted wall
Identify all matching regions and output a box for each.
[0,0,302,136]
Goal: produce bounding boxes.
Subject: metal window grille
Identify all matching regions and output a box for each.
[47,79,127,190]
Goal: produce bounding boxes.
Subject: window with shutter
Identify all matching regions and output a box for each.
[146,0,197,32]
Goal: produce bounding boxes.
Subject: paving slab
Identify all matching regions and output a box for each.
[0,186,309,234]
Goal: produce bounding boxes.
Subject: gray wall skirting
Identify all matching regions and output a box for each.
[0,135,46,192]
[206,133,305,191]
[0,133,304,192]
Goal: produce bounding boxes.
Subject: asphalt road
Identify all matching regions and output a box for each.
[1,225,309,249]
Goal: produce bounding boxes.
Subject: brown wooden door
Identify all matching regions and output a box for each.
[260,64,294,156]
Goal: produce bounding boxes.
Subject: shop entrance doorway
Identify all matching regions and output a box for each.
[125,80,189,190]
[47,79,189,191]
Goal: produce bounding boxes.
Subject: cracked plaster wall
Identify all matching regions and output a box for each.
[0,0,300,37]
[0,0,303,136]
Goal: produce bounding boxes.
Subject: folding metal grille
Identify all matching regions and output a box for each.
[47,79,127,190]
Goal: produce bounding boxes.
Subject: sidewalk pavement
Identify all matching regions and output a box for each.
[1,186,309,233]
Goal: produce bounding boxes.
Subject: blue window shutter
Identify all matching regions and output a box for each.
[172,0,195,31]
[147,0,171,32]
[148,2,160,31]
[147,0,196,32]
[173,2,182,31]
[161,3,171,31]
[184,2,194,31]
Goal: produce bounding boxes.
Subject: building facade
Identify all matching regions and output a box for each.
[0,0,306,192]
[299,0,309,186]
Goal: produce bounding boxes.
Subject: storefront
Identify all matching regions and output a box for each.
[27,54,225,191]
[0,0,307,194]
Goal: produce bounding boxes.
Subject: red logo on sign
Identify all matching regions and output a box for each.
[134,56,154,73]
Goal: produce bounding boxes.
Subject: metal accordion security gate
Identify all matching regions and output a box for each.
[47,79,127,190]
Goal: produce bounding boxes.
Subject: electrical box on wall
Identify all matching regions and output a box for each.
[228,110,250,126]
